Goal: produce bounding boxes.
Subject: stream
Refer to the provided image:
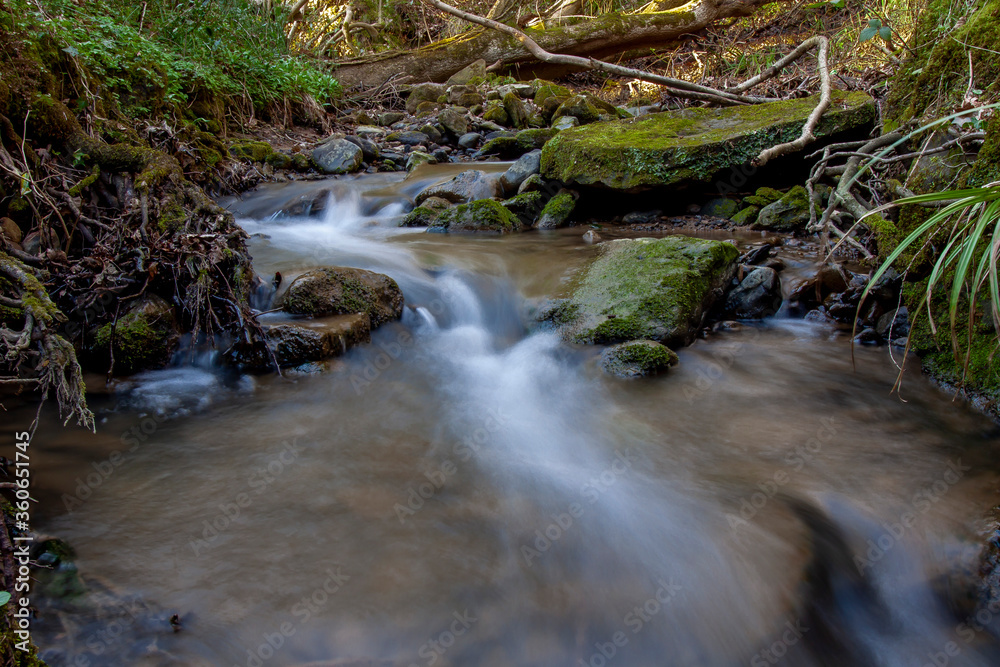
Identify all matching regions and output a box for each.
[15,165,1000,666]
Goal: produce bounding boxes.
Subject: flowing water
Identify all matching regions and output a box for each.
[16,166,1000,666]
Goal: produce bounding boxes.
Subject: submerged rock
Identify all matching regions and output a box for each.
[556,236,740,346]
[540,91,875,191]
[266,313,372,367]
[600,340,678,378]
[91,294,180,374]
[280,267,404,327]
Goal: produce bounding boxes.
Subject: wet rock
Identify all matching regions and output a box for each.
[1,216,22,244]
[701,198,740,219]
[582,230,602,244]
[446,59,486,86]
[419,125,443,144]
[458,132,482,149]
[600,340,678,378]
[854,327,881,345]
[622,210,661,225]
[725,267,782,319]
[90,294,180,375]
[536,190,576,229]
[557,236,740,346]
[406,151,436,172]
[518,173,548,194]
[753,186,819,232]
[343,135,379,162]
[379,112,405,126]
[542,91,875,190]
[416,170,501,205]
[739,244,772,265]
[266,313,372,367]
[406,82,447,114]
[534,82,572,121]
[400,206,439,227]
[500,191,546,225]
[877,306,909,339]
[742,187,784,207]
[355,125,386,139]
[312,138,363,175]
[280,267,404,327]
[483,101,509,126]
[431,148,450,163]
[552,115,579,131]
[438,107,468,138]
[395,130,430,147]
[499,149,542,194]
[429,199,522,234]
[448,84,484,108]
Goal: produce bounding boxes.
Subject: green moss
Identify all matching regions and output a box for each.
[501,191,545,223]
[540,91,875,190]
[743,187,784,207]
[537,191,576,228]
[479,135,518,157]
[401,206,439,227]
[562,236,739,346]
[431,199,520,234]
[601,339,679,377]
[93,297,177,374]
[229,141,274,163]
[965,114,1000,188]
[265,151,292,169]
[68,164,100,196]
[731,205,759,226]
[886,0,1000,125]
[483,101,509,126]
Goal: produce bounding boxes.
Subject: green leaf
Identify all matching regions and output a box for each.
[860,26,878,42]
[62,46,79,57]
[0,592,10,607]
[868,18,882,28]
[18,173,30,197]
[879,26,892,41]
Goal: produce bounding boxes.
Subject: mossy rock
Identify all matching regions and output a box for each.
[483,101,510,126]
[560,236,739,347]
[731,205,760,226]
[540,91,875,191]
[536,191,576,229]
[229,141,274,163]
[600,339,678,378]
[742,187,784,207]
[281,267,404,327]
[429,199,522,234]
[401,206,440,227]
[480,128,557,158]
[752,186,820,232]
[92,294,180,375]
[964,114,1000,188]
[501,191,546,225]
[700,198,739,219]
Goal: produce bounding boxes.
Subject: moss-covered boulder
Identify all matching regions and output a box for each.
[400,206,439,227]
[600,339,679,378]
[429,199,521,234]
[92,294,180,374]
[312,137,363,175]
[281,267,404,327]
[501,191,546,225]
[558,236,740,346]
[480,128,558,159]
[742,187,784,208]
[229,141,272,162]
[416,169,501,205]
[541,91,875,191]
[752,186,819,232]
[406,82,447,114]
[731,205,760,226]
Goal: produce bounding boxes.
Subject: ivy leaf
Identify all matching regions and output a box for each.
[0,592,10,607]
[860,26,878,42]
[868,18,882,28]
[879,26,893,41]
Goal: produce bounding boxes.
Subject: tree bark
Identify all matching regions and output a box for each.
[330,0,768,88]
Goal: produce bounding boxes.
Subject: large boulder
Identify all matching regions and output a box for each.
[499,150,542,194]
[752,186,819,232]
[312,138,363,175]
[91,294,180,374]
[406,82,447,114]
[446,59,486,86]
[555,236,739,346]
[725,267,783,319]
[416,170,501,205]
[541,91,875,191]
[280,267,404,327]
[429,199,522,234]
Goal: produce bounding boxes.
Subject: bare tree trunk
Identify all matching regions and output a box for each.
[330,0,768,89]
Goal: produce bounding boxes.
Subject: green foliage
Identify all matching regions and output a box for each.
[859,18,893,43]
[4,0,340,119]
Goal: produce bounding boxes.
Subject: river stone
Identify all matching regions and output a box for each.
[483,101,509,126]
[553,95,601,125]
[406,82,446,114]
[500,149,542,194]
[91,294,180,375]
[480,128,557,159]
[536,191,576,229]
[438,108,468,138]
[700,198,740,219]
[731,206,760,226]
[400,206,439,227]
[428,199,522,234]
[1,216,22,244]
[458,132,482,149]
[355,125,385,139]
[600,340,679,378]
[518,173,548,194]
[416,170,501,205]
[446,59,486,86]
[406,151,436,172]
[557,236,740,347]
[725,267,782,319]
[447,84,483,107]
[281,267,404,327]
[379,112,405,126]
[343,135,379,162]
[752,186,819,232]
[266,313,372,367]
[500,191,546,225]
[503,92,529,129]
[395,130,430,147]
[312,138,363,175]
[541,91,876,191]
